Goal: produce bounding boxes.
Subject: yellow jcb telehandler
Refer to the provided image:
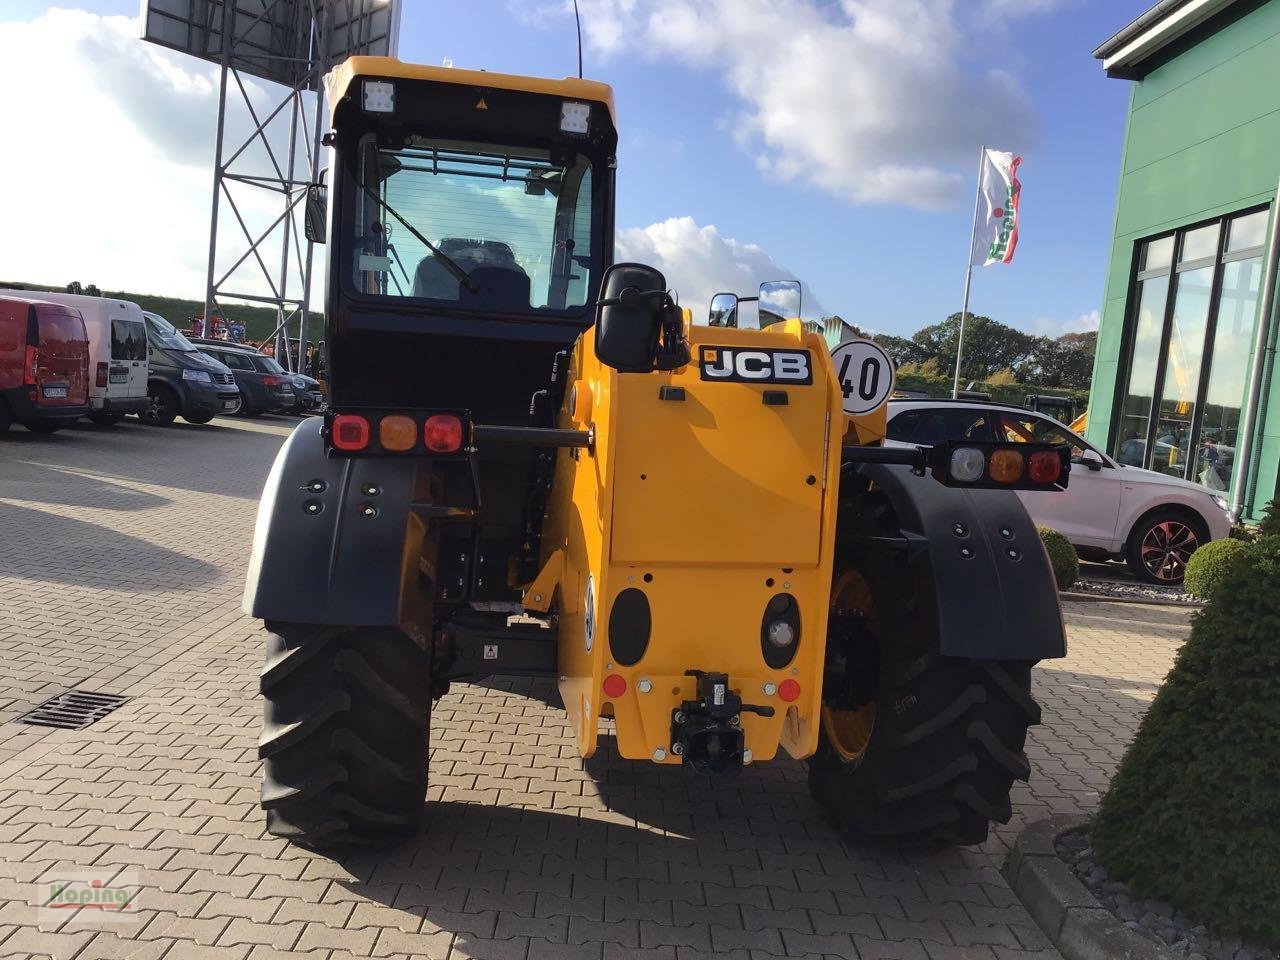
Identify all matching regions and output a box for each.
[244,57,1069,848]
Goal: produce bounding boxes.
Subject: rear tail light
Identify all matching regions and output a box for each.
[263,375,282,387]
[23,346,38,385]
[96,362,108,388]
[378,414,417,451]
[331,414,370,451]
[987,449,1024,484]
[1028,450,1062,485]
[424,414,464,453]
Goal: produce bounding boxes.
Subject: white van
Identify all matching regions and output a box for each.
[0,290,149,424]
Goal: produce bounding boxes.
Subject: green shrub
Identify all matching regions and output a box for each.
[1258,499,1280,538]
[1037,527,1078,590]
[1092,536,1280,946]
[1183,538,1248,600]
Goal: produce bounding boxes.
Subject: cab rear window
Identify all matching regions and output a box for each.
[38,312,87,345]
[111,318,147,360]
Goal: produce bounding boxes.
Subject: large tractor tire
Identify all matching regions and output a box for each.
[809,556,1041,847]
[259,623,432,848]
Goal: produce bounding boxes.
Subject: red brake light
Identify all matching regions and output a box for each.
[1028,450,1062,485]
[331,414,370,451]
[602,674,627,698]
[424,414,464,453]
[24,346,38,385]
[263,375,281,387]
[96,362,108,388]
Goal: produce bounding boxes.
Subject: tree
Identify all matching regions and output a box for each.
[873,333,928,367]
[911,313,1038,382]
[1025,332,1096,389]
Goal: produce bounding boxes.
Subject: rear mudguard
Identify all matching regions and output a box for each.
[243,418,425,626]
[845,463,1066,661]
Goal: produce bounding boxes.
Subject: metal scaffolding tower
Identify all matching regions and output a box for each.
[141,0,401,370]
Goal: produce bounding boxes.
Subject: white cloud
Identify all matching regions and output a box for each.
[565,0,1040,209]
[0,9,313,302]
[1030,309,1100,336]
[616,216,825,320]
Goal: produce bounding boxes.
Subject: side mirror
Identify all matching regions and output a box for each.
[758,279,801,328]
[1077,449,1105,471]
[708,292,737,327]
[595,262,667,372]
[304,183,327,244]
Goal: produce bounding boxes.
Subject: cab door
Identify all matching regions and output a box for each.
[109,313,149,401]
[998,411,1123,550]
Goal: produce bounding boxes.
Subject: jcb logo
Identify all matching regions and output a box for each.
[698,347,813,385]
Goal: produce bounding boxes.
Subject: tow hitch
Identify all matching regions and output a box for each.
[671,670,775,773]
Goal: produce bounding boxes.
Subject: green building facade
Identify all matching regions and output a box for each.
[1088,0,1280,520]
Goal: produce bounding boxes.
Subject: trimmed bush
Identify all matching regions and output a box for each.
[1258,498,1280,538]
[1037,527,1078,590]
[1183,537,1248,600]
[1092,536,1280,946]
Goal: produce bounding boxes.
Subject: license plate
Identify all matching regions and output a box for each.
[108,371,128,384]
[222,400,239,411]
[41,386,68,398]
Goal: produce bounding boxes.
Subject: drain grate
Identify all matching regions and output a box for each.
[16,690,129,730]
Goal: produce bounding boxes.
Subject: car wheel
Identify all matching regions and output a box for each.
[141,385,179,427]
[1125,511,1207,585]
[182,412,216,425]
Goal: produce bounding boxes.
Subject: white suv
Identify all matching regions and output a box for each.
[885,400,1233,584]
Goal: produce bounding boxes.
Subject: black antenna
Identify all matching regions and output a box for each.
[572,0,583,78]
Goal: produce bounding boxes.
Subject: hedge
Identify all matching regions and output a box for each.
[1037,527,1078,590]
[1091,536,1280,946]
[1182,538,1248,601]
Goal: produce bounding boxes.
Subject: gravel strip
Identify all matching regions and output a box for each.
[1057,829,1277,960]
[1070,577,1202,606]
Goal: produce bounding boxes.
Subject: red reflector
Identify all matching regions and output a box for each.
[24,346,38,386]
[424,414,464,453]
[332,414,370,451]
[96,362,108,388]
[778,679,801,702]
[1028,451,1062,485]
[602,674,627,698]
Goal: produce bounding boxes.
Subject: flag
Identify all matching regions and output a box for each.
[971,148,1022,267]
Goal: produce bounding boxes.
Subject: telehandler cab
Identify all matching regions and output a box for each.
[245,57,1070,849]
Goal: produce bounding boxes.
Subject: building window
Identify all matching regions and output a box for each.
[1112,208,1271,495]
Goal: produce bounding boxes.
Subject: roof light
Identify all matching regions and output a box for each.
[363,80,395,113]
[560,100,591,135]
[332,414,370,451]
[424,414,464,453]
[949,446,986,483]
[988,449,1024,484]
[379,414,417,452]
[1028,450,1063,485]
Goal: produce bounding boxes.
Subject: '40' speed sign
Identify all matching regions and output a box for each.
[829,339,896,416]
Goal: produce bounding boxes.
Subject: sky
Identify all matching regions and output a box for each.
[0,0,1153,337]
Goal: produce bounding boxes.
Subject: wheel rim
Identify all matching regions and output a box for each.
[146,392,168,423]
[821,570,878,763]
[1139,520,1199,581]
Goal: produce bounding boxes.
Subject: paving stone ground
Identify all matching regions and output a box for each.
[0,417,1194,960]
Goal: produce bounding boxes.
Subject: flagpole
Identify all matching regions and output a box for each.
[953,144,986,399]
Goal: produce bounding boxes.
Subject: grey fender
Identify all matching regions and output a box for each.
[844,463,1067,661]
[243,417,425,626]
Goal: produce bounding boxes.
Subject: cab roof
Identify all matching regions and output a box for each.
[325,57,617,126]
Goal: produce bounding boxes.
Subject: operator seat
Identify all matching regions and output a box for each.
[413,239,532,311]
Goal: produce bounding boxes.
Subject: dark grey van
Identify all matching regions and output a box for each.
[141,313,242,425]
